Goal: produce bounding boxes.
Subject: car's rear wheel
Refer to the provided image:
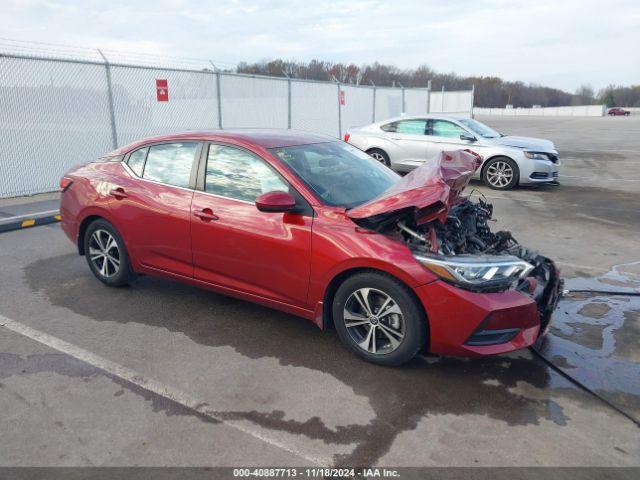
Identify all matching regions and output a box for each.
[84,219,135,287]
[367,148,390,167]
[483,157,519,190]
[332,272,426,366]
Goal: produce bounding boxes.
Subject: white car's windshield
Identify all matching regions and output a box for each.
[270,142,399,209]
[459,119,501,139]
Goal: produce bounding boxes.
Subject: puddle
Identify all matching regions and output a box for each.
[536,261,640,422]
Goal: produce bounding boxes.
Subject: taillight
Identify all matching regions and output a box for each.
[344,133,350,142]
[60,177,73,192]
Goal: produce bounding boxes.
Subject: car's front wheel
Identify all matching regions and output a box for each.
[332,272,427,366]
[483,157,519,190]
[84,219,135,286]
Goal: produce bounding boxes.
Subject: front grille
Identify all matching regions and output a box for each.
[552,172,559,178]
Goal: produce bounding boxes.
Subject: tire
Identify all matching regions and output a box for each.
[482,157,519,190]
[367,148,390,167]
[83,219,136,287]
[625,112,630,116]
[332,271,427,366]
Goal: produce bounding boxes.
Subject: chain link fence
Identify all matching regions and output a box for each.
[0,49,473,198]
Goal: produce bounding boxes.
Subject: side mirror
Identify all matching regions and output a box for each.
[460,133,477,142]
[255,191,296,213]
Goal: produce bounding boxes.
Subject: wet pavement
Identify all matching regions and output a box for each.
[536,262,640,423]
[1,117,640,467]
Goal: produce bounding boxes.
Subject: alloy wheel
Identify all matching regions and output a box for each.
[343,288,405,354]
[486,161,514,188]
[369,152,386,164]
[89,229,121,278]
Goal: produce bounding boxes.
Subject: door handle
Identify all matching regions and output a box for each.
[194,208,219,222]
[109,187,128,199]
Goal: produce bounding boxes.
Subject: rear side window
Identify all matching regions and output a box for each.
[142,143,198,188]
[395,119,427,135]
[127,148,148,177]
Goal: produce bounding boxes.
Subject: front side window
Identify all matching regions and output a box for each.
[270,142,399,208]
[142,143,198,188]
[205,144,289,202]
[430,120,466,138]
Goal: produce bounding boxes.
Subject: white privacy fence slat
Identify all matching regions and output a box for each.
[374,88,403,121]
[474,105,605,117]
[220,74,288,129]
[403,89,430,116]
[291,81,340,137]
[110,65,219,146]
[0,56,114,198]
[429,90,474,117]
[340,85,374,131]
[0,51,474,197]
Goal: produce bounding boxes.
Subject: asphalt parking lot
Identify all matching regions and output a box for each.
[1,116,639,467]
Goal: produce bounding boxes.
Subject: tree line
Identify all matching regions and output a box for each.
[235,59,638,108]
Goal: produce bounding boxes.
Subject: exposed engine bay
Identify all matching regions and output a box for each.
[347,150,563,327]
[397,195,560,322]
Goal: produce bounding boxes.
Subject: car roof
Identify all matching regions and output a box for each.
[373,114,469,125]
[107,129,335,156]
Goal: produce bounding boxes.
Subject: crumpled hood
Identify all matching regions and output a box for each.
[490,135,556,152]
[347,150,482,228]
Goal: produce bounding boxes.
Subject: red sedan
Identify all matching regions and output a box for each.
[60,130,561,365]
[608,107,631,116]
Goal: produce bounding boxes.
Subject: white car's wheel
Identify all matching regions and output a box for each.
[483,157,519,190]
[367,149,390,167]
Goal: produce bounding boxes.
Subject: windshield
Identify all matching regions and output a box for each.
[269,142,399,209]
[458,118,501,138]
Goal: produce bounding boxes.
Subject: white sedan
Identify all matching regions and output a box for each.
[344,115,560,190]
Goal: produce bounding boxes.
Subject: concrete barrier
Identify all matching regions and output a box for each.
[474,105,605,117]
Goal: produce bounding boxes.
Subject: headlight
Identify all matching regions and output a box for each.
[524,151,550,160]
[414,254,534,291]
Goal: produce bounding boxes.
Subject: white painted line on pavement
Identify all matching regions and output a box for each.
[0,314,326,466]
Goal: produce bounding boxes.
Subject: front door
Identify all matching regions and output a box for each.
[190,143,313,307]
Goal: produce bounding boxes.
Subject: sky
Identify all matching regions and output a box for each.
[1,0,639,92]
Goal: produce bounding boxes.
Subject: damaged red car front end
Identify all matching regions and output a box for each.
[349,150,563,356]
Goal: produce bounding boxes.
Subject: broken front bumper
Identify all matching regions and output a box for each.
[415,262,563,357]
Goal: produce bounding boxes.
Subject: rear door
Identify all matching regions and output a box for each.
[108,141,201,277]
[190,143,313,306]
[381,119,430,169]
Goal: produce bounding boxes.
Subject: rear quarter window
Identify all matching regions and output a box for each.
[127,148,148,177]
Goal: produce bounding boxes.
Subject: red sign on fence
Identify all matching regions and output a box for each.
[340,90,346,106]
[156,79,168,102]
